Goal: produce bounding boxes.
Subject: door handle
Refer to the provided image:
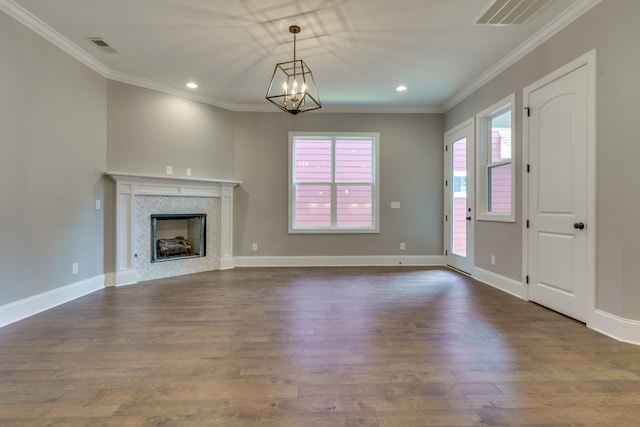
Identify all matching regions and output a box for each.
[466,216,472,221]
[573,222,585,230]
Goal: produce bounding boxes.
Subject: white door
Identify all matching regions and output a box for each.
[444,118,474,274]
[525,59,593,323]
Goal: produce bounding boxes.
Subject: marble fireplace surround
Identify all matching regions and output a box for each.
[107,172,240,286]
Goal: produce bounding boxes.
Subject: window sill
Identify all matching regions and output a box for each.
[289,227,380,234]
[476,213,516,223]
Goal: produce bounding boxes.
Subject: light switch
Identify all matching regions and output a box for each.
[391,201,401,209]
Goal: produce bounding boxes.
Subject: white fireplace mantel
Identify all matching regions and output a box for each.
[106,172,241,286]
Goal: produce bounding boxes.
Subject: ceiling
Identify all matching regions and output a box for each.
[2,0,598,112]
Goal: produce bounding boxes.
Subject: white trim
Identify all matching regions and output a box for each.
[1,0,599,114]
[106,70,240,111]
[522,49,597,326]
[0,0,112,77]
[288,132,380,234]
[472,267,527,300]
[104,272,116,287]
[592,310,640,346]
[444,0,602,111]
[234,255,444,268]
[443,117,475,274]
[0,0,441,114]
[0,275,104,328]
[5,266,638,346]
[113,271,138,287]
[475,93,516,222]
[106,173,240,285]
[105,171,241,186]
[219,257,236,270]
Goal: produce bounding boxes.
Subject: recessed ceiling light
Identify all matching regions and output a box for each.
[186,82,198,89]
[396,85,407,92]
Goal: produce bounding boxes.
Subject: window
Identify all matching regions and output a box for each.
[289,132,379,233]
[476,94,515,222]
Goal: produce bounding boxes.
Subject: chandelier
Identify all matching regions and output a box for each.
[266,25,321,115]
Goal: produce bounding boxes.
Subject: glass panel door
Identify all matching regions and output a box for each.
[444,118,474,274]
[452,138,467,257]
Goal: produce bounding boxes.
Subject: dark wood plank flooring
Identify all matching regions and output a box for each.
[1,267,640,426]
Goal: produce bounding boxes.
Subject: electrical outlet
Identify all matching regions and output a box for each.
[400,242,406,251]
[72,263,79,275]
[391,201,401,209]
[252,243,258,251]
[95,199,101,210]
[166,165,173,175]
[186,168,192,176]
[491,255,496,265]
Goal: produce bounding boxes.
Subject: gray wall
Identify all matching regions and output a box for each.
[106,86,444,260]
[234,112,443,257]
[107,81,236,180]
[0,10,106,305]
[445,0,640,318]
[5,0,640,322]
[105,81,238,272]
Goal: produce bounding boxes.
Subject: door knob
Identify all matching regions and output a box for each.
[573,222,585,230]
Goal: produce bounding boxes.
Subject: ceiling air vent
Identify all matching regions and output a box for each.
[476,0,551,25]
[87,38,118,53]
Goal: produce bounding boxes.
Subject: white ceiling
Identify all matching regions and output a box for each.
[2,0,598,112]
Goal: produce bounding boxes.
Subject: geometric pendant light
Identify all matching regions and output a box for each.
[265,25,321,114]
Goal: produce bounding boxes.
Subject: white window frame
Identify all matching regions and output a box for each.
[476,93,516,222]
[288,131,380,234]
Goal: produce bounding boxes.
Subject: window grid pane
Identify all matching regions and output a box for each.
[294,139,332,183]
[335,140,373,183]
[336,184,372,227]
[490,110,512,163]
[295,185,331,227]
[488,163,512,213]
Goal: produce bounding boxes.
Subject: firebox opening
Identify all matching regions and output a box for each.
[150,214,206,263]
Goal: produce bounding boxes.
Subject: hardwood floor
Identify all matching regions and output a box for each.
[2,267,640,426]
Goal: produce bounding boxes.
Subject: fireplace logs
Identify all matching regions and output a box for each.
[157,236,193,258]
[150,213,206,263]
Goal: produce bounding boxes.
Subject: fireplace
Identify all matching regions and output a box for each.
[151,214,206,262]
[107,172,240,285]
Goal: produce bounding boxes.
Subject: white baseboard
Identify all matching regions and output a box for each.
[0,275,105,328]
[472,267,527,300]
[219,256,236,270]
[7,266,640,346]
[104,272,117,287]
[114,270,138,287]
[591,310,640,346]
[234,255,445,268]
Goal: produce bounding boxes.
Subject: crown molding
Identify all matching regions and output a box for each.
[230,103,444,114]
[316,105,445,114]
[105,69,241,111]
[2,0,599,115]
[443,0,602,112]
[0,0,112,77]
